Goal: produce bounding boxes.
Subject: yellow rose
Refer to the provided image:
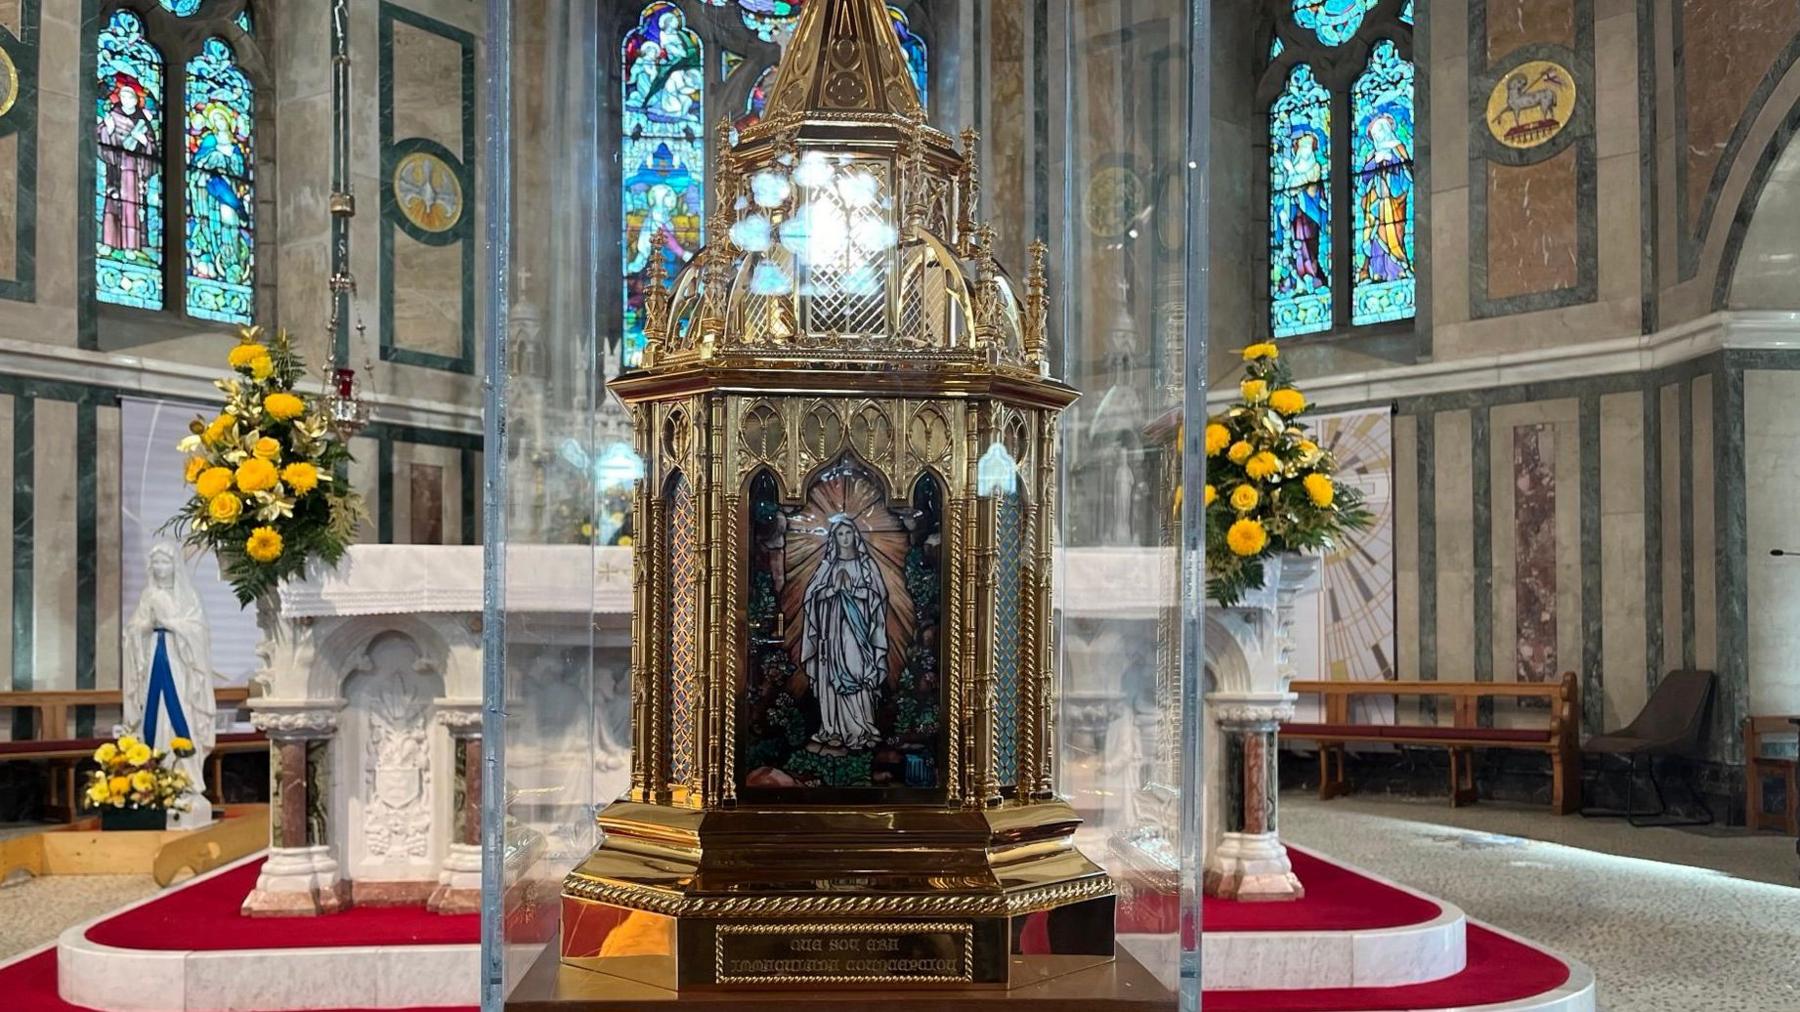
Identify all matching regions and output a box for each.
[124,743,153,766]
[1204,423,1231,456]
[1230,484,1260,512]
[208,492,243,524]
[252,437,282,462]
[204,413,235,446]
[1243,342,1279,361]
[1227,518,1269,557]
[169,736,194,755]
[196,467,234,501]
[130,770,155,792]
[228,342,263,369]
[264,392,306,421]
[1227,441,1253,465]
[1304,473,1335,508]
[1241,379,1269,403]
[1245,451,1281,481]
[281,461,320,496]
[1269,388,1307,416]
[94,743,119,764]
[246,526,284,564]
[1203,483,1217,507]
[184,456,209,483]
[236,457,278,493]
[249,354,274,381]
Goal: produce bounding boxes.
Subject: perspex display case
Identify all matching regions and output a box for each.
[480,2,1210,1007]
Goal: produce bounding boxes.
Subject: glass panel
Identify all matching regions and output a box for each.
[1350,39,1416,326]
[1401,0,1415,27]
[234,8,252,34]
[666,471,698,788]
[159,0,203,16]
[994,490,1024,787]
[1269,62,1332,338]
[622,1,705,369]
[1290,0,1379,47]
[95,10,165,312]
[184,37,256,324]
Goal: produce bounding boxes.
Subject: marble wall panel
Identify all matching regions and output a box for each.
[1599,390,1648,728]
[1488,0,1576,61]
[1660,383,1684,668]
[349,435,381,544]
[987,0,1027,270]
[0,132,16,280]
[96,403,120,692]
[1395,414,1420,682]
[1436,410,1476,696]
[1726,126,1800,309]
[392,20,466,152]
[1679,0,1800,230]
[389,235,463,361]
[0,394,12,739]
[1593,5,1638,161]
[1486,149,1582,301]
[0,1,18,35]
[1552,398,1583,717]
[1744,370,1800,715]
[1691,374,1717,670]
[1512,423,1558,688]
[32,398,74,697]
[410,462,443,545]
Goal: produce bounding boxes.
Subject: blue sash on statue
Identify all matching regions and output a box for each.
[142,628,192,747]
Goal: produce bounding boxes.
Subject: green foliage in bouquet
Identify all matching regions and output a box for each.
[1203,342,1373,607]
[166,327,365,604]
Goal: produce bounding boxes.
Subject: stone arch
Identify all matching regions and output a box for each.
[1719,91,1800,309]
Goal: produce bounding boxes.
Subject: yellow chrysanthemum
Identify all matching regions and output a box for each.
[264,392,305,421]
[1204,483,1217,507]
[86,782,111,806]
[195,467,234,501]
[130,770,155,792]
[208,492,243,524]
[170,736,194,754]
[249,354,275,381]
[1230,484,1260,512]
[124,743,152,766]
[118,735,138,751]
[1227,440,1253,465]
[1227,518,1269,557]
[1240,379,1269,403]
[246,526,284,564]
[184,456,209,483]
[1304,473,1335,508]
[1245,451,1281,481]
[281,462,320,496]
[1269,388,1307,416]
[1205,423,1231,456]
[94,743,119,765]
[108,775,130,796]
[253,437,282,462]
[228,342,264,369]
[1297,439,1321,463]
[1242,342,1279,361]
[236,457,278,493]
[203,413,235,446]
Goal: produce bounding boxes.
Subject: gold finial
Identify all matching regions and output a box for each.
[1025,239,1049,367]
[958,128,982,257]
[904,110,930,233]
[642,252,670,367]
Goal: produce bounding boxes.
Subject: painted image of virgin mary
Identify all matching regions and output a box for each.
[800,514,887,751]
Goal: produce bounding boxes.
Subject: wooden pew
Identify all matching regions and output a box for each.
[1283,672,1582,814]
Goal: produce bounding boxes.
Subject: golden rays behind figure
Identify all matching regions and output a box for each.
[779,457,918,687]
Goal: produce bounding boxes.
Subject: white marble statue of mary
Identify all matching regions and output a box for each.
[121,541,217,829]
[800,515,887,752]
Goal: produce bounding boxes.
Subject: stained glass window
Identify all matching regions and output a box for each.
[184,38,256,324]
[622,2,705,368]
[1291,0,1378,47]
[994,491,1024,787]
[235,9,252,34]
[668,472,699,789]
[730,0,804,44]
[721,49,745,79]
[1401,0,1414,26]
[1269,64,1332,338]
[159,0,203,16]
[737,65,776,131]
[1270,35,1285,61]
[888,7,928,107]
[95,10,166,312]
[1350,40,1415,326]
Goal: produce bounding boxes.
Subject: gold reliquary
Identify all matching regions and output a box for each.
[560,0,1114,989]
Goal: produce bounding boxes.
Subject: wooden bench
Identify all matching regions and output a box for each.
[1,687,260,822]
[1745,715,1800,835]
[1282,672,1582,814]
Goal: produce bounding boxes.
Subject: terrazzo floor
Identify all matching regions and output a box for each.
[0,871,159,962]
[1283,793,1800,1011]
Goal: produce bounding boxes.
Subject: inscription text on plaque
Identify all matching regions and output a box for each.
[714,922,974,984]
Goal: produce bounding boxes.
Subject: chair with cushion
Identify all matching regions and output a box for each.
[1579,669,1716,827]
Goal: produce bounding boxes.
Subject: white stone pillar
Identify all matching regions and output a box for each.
[242,703,349,916]
[428,703,483,914]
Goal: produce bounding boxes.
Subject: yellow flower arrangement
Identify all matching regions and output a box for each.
[130,770,155,792]
[81,732,192,814]
[235,457,277,493]
[246,527,283,564]
[263,392,305,421]
[1269,388,1307,416]
[118,735,138,751]
[171,327,363,605]
[208,492,243,524]
[124,742,153,766]
[94,742,119,765]
[1201,343,1371,605]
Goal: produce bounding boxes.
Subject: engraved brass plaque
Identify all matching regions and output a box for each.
[714,922,973,984]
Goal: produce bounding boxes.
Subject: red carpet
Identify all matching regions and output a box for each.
[1118,847,1443,938]
[1202,923,1572,1011]
[83,859,477,951]
[0,950,477,1012]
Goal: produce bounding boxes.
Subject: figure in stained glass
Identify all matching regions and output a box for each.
[622,2,705,367]
[803,513,889,751]
[96,11,166,311]
[185,37,255,323]
[1291,0,1379,47]
[1351,40,1415,326]
[1269,64,1331,337]
[737,65,775,131]
[888,7,928,107]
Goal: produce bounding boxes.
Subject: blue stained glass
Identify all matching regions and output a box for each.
[668,473,699,790]
[1291,0,1379,47]
[623,2,705,368]
[1269,64,1332,338]
[737,65,776,131]
[1351,40,1416,327]
[994,492,1024,787]
[96,11,166,312]
[1401,0,1415,26]
[1270,35,1285,62]
[888,6,928,108]
[185,38,256,324]
[235,8,252,34]
[159,0,204,16]
[722,49,745,79]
